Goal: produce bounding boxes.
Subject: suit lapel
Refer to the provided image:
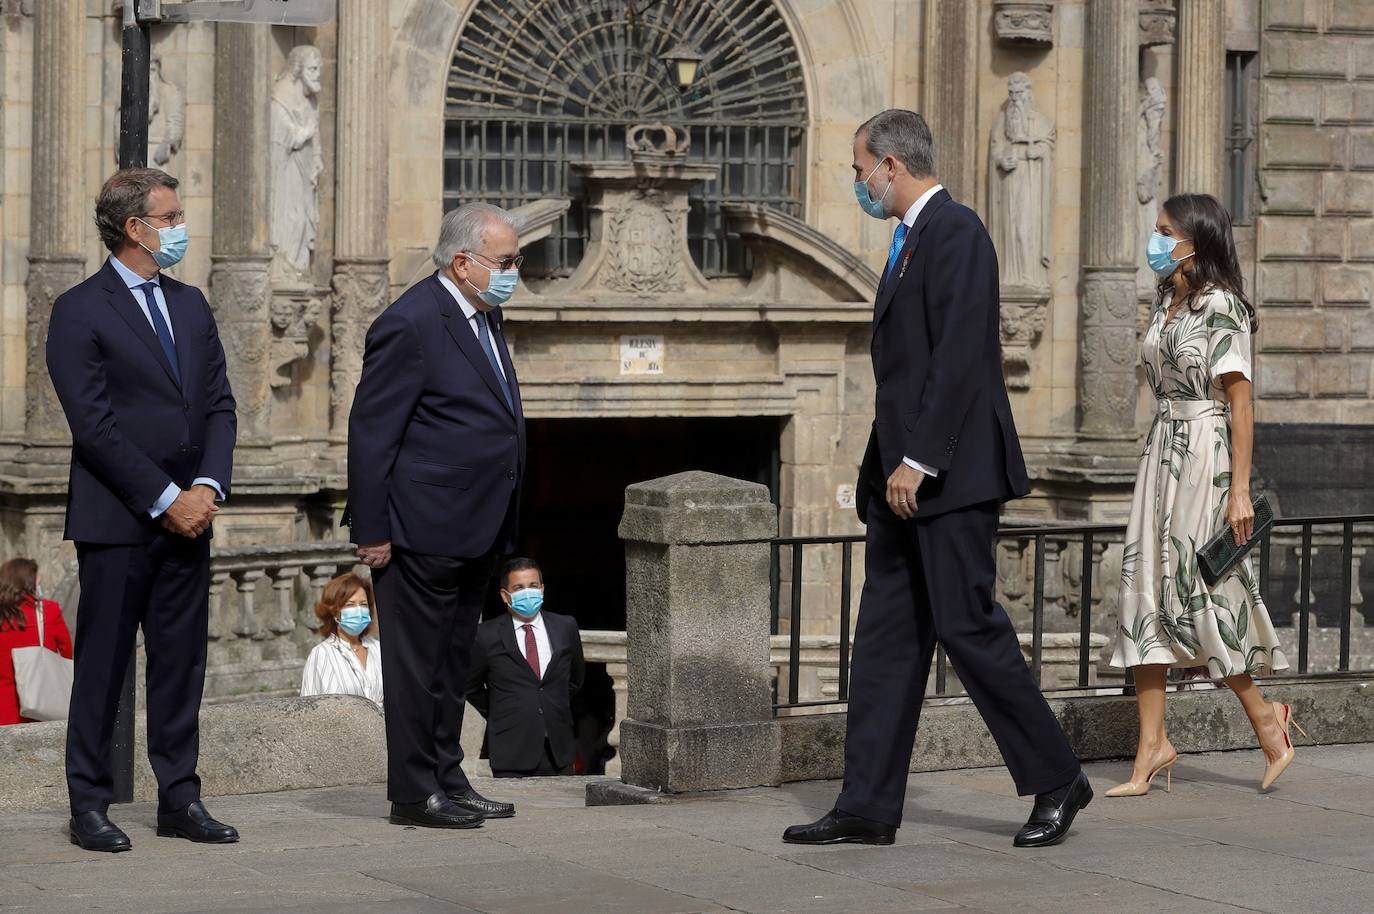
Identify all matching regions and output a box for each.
[101,261,182,391]
[541,615,563,681]
[431,275,516,418]
[499,617,540,681]
[872,189,953,329]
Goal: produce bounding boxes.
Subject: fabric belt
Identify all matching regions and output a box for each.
[1155,399,1228,422]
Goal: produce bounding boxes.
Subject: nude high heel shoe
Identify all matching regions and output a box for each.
[1105,750,1178,798]
[1260,702,1307,791]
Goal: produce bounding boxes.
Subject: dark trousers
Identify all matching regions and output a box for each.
[493,738,571,778]
[65,534,210,816]
[836,498,1080,826]
[373,547,496,804]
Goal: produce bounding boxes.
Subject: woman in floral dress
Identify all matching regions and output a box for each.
[1107,193,1299,797]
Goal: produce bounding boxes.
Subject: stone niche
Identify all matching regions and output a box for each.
[993,1,1055,47]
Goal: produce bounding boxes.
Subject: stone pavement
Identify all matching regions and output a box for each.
[2,745,1373,914]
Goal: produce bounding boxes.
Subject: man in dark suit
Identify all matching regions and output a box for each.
[47,168,239,852]
[347,202,525,828]
[467,557,585,778]
[783,110,1090,850]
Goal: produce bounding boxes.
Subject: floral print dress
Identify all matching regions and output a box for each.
[1109,287,1289,677]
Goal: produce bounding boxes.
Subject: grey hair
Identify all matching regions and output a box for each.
[855,109,936,179]
[94,167,180,252]
[432,202,519,270]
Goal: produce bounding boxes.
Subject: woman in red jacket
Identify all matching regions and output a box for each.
[0,558,73,725]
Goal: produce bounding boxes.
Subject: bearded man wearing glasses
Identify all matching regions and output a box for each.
[345,202,525,829]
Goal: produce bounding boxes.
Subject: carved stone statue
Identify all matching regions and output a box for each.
[148,56,185,167]
[989,72,1055,295]
[270,45,324,283]
[112,54,184,167]
[1137,77,1167,297]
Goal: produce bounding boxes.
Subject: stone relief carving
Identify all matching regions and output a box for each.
[989,72,1055,296]
[993,1,1054,47]
[1000,296,1049,391]
[558,124,715,298]
[1,0,33,17]
[25,258,86,443]
[1138,0,1177,47]
[270,45,324,283]
[329,259,390,434]
[603,197,685,294]
[209,257,274,444]
[1136,77,1167,298]
[270,295,323,387]
[112,54,185,167]
[1079,270,1140,436]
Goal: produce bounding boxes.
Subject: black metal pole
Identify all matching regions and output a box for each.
[111,2,152,806]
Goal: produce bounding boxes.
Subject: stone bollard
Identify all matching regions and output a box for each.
[617,471,781,792]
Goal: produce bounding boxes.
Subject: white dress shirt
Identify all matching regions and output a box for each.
[895,184,945,480]
[436,271,508,382]
[107,255,226,517]
[300,634,384,708]
[511,611,552,679]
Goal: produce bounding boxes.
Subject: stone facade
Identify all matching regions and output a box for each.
[0,0,1367,654]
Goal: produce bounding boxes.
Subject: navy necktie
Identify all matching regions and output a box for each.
[136,281,180,384]
[474,310,514,411]
[884,222,910,284]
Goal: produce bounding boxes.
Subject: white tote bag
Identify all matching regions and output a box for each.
[11,599,73,722]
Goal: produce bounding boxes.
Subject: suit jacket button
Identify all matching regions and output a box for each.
[507,470,515,480]
[183,402,191,410]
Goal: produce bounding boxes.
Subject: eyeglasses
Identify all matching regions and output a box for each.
[142,210,186,226]
[462,251,524,272]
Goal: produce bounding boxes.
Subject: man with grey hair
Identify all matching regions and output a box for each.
[346,202,525,829]
[783,110,1089,850]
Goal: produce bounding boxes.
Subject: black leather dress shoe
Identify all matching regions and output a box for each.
[1014,771,1092,848]
[390,793,485,829]
[782,809,896,846]
[449,787,515,819]
[156,800,240,844]
[69,810,132,853]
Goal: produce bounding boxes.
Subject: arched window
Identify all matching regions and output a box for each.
[445,0,809,279]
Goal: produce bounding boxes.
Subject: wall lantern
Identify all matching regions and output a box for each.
[662,44,704,90]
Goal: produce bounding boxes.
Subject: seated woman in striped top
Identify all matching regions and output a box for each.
[300,572,383,708]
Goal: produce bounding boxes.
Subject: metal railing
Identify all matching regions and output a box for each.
[772,513,1374,713]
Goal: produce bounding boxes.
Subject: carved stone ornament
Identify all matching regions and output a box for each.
[271,45,324,283]
[1,0,34,16]
[558,124,717,299]
[26,256,86,443]
[329,259,390,434]
[1138,0,1176,47]
[989,72,1055,296]
[1136,76,1167,298]
[993,1,1054,47]
[209,256,274,444]
[999,292,1049,391]
[269,293,323,388]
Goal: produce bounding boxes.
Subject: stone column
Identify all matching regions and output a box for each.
[617,472,781,793]
[1078,0,1139,439]
[921,0,981,204]
[1174,0,1225,197]
[210,23,274,445]
[25,0,86,445]
[330,0,390,438]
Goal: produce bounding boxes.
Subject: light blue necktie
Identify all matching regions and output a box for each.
[474,310,514,412]
[136,281,180,384]
[884,222,910,284]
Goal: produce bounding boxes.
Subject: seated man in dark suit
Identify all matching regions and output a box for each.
[467,558,584,778]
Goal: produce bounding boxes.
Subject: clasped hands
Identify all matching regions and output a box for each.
[160,484,218,538]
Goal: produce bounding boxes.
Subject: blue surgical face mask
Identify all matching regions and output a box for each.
[463,255,520,307]
[508,588,543,619]
[138,218,189,270]
[853,158,894,220]
[339,605,371,637]
[1147,230,1193,278]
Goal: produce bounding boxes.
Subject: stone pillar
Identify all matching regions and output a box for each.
[1078,0,1139,439]
[1174,0,1226,196]
[210,24,274,445]
[330,0,390,438]
[25,0,86,445]
[921,0,981,204]
[617,472,781,793]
